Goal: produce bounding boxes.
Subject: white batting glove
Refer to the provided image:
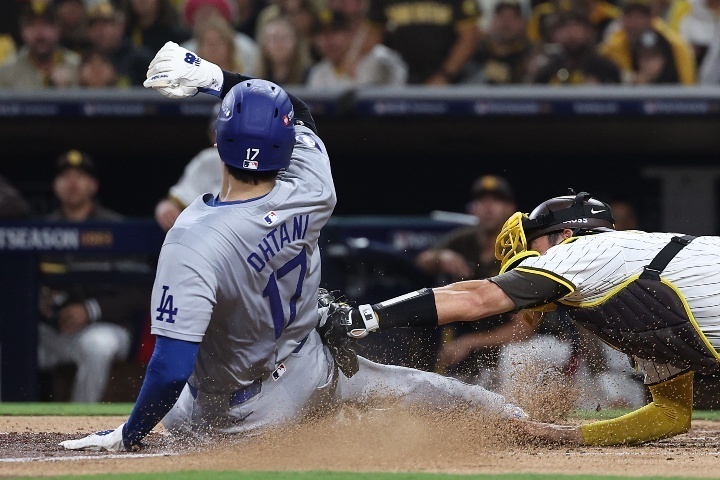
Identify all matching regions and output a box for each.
[144,41,223,98]
[59,423,127,452]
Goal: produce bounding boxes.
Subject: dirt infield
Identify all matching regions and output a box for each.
[3,407,720,478]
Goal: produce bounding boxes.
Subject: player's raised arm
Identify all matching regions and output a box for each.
[144,42,318,135]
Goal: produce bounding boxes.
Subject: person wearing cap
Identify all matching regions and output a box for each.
[85,1,154,86]
[154,105,224,231]
[305,8,408,88]
[459,0,533,84]
[37,150,150,402]
[599,0,696,84]
[0,0,80,88]
[54,0,91,54]
[531,9,622,84]
[527,0,621,44]
[414,176,532,382]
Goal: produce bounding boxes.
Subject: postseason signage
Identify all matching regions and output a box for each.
[0,221,165,254]
[0,226,112,251]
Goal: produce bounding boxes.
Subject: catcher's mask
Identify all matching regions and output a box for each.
[495,190,615,273]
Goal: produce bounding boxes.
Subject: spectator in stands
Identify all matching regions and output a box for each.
[0,33,16,66]
[460,0,533,84]
[697,5,720,84]
[414,175,531,384]
[0,0,24,53]
[306,9,407,88]
[532,9,622,84]
[155,104,223,231]
[55,0,90,54]
[85,1,155,87]
[78,50,119,87]
[38,150,149,402]
[255,0,320,60]
[364,0,483,84]
[599,0,696,84]
[0,175,32,219]
[123,0,191,54]
[667,0,718,66]
[182,0,259,75]
[527,0,621,44]
[255,15,313,85]
[231,0,266,38]
[185,12,252,74]
[0,1,80,88]
[324,0,378,78]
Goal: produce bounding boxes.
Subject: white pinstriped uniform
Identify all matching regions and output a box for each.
[518,230,720,383]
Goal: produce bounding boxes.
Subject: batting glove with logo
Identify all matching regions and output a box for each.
[317,289,360,378]
[59,423,133,452]
[144,41,223,98]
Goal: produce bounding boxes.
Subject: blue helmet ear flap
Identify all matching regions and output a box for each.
[215,80,295,171]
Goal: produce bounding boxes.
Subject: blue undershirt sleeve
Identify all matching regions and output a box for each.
[122,336,199,449]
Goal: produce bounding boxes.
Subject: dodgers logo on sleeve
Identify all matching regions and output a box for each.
[155,285,178,323]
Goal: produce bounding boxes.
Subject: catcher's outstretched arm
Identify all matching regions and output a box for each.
[581,370,693,446]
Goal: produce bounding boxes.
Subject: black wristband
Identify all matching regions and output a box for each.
[220,70,254,98]
[372,288,439,330]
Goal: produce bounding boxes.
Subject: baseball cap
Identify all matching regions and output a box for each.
[314,9,352,33]
[20,0,57,26]
[471,175,515,202]
[87,1,120,24]
[56,150,98,178]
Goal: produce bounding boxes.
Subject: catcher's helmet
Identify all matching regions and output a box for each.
[215,79,295,171]
[523,190,615,242]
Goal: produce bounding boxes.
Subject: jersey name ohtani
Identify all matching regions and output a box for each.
[246,214,310,272]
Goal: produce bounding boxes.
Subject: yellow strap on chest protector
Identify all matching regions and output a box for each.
[580,371,693,445]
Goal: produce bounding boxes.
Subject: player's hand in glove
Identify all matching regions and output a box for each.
[317,289,360,378]
[59,423,139,452]
[339,303,379,339]
[143,41,224,98]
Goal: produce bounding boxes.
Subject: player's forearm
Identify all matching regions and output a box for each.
[581,371,693,446]
[123,336,199,448]
[348,281,514,336]
[219,71,254,97]
[433,280,516,324]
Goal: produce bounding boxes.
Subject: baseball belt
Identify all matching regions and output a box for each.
[188,333,310,407]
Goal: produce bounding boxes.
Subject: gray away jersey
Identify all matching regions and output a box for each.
[150,126,336,394]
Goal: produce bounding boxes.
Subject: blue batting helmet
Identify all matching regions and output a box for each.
[215,79,295,171]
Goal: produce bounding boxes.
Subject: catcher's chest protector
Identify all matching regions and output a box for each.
[559,235,720,375]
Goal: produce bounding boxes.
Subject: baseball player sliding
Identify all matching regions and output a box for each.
[60,42,526,452]
[331,190,720,445]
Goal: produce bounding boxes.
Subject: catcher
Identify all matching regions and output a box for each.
[333,189,720,445]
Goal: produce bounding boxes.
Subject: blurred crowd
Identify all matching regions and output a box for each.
[0,0,718,89]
